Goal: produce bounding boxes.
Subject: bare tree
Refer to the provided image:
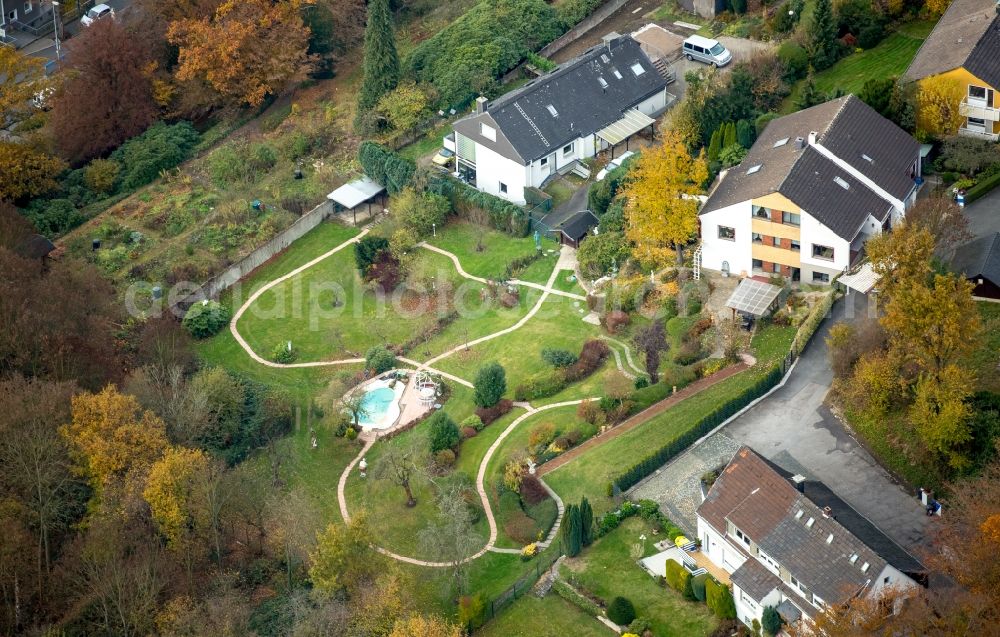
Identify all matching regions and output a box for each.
[634,320,668,383]
[417,482,482,595]
[267,487,321,591]
[905,196,972,257]
[372,436,427,507]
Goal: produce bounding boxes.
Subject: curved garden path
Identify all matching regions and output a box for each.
[227,227,750,567]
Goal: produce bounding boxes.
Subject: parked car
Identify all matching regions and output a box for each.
[595,150,635,181]
[81,4,115,26]
[432,148,454,169]
[682,35,731,68]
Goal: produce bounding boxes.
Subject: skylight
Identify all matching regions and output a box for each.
[601,54,610,63]
[849,554,859,564]
[861,562,870,573]
[746,164,762,175]
[795,510,804,520]
[773,137,789,148]
[546,104,559,117]
[826,534,834,544]
[834,176,850,190]
[613,69,623,80]
[862,153,873,162]
[598,77,608,89]
[805,517,815,528]
[630,63,646,77]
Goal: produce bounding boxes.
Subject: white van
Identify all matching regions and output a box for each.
[682,35,732,68]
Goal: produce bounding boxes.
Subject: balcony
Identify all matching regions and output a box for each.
[959,97,1000,121]
[958,125,1000,141]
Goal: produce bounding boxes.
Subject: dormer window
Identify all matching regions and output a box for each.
[735,527,751,546]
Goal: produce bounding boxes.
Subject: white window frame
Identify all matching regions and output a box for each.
[811,244,835,261]
[540,156,548,166]
[740,590,759,610]
[782,211,801,226]
[969,84,992,106]
[790,239,801,252]
[499,182,508,194]
[757,548,780,575]
[734,527,751,546]
[718,225,736,241]
[562,142,574,157]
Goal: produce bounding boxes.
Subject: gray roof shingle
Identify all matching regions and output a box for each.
[950,232,1000,284]
[730,558,782,600]
[701,96,914,241]
[452,36,667,164]
[905,0,1000,84]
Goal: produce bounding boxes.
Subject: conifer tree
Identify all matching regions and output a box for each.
[736,119,754,148]
[723,122,737,149]
[808,0,838,71]
[357,0,399,125]
[562,504,582,556]
[579,497,594,547]
[707,129,722,162]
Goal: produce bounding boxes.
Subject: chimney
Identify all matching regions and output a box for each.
[794,137,805,150]
[808,131,818,146]
[475,96,488,115]
[822,506,833,519]
[602,31,621,50]
[791,474,806,493]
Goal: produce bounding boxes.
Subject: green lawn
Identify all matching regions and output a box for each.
[425,221,558,281]
[561,518,717,637]
[545,326,796,513]
[477,594,612,637]
[971,302,1000,392]
[550,269,586,295]
[782,22,935,113]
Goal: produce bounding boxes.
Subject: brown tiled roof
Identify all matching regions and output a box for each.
[698,447,797,538]
[730,558,782,600]
[904,0,998,83]
[700,96,916,240]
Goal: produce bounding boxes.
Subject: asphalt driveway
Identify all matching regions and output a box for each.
[963,187,1000,239]
[631,291,930,553]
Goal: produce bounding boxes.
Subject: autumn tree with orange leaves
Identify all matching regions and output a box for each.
[168,0,314,107]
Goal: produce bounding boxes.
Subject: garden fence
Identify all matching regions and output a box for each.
[470,541,564,633]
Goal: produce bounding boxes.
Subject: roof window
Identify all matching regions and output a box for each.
[747,164,762,175]
[631,63,646,77]
[598,77,608,89]
[601,54,610,63]
[613,69,623,80]
[774,137,789,148]
[805,517,815,528]
[795,509,804,520]
[861,562,870,573]
[826,533,834,544]
[834,176,850,190]
[546,104,559,117]
[862,153,873,162]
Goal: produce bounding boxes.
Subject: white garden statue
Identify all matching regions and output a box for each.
[359,457,368,479]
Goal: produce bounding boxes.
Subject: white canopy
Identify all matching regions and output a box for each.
[838,262,880,294]
[596,109,655,146]
[327,176,385,209]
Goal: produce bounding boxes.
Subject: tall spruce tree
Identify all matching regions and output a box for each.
[562,504,582,556]
[808,0,838,71]
[723,122,737,149]
[707,129,722,162]
[579,497,594,547]
[357,0,399,120]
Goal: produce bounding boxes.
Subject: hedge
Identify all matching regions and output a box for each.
[552,579,603,616]
[965,169,1000,204]
[791,289,836,357]
[357,141,415,195]
[612,366,784,491]
[428,174,529,236]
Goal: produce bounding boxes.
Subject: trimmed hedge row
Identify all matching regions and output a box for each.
[358,141,415,195]
[965,170,1000,204]
[612,366,784,492]
[428,174,530,236]
[791,289,836,357]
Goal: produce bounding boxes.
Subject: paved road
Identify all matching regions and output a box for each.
[632,291,930,553]
[963,187,1000,239]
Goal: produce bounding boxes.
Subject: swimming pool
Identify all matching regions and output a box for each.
[357,379,404,430]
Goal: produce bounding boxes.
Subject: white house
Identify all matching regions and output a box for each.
[697,447,925,632]
[451,34,671,205]
[699,96,921,285]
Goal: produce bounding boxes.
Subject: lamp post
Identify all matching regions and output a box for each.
[51,1,60,65]
[639,533,647,556]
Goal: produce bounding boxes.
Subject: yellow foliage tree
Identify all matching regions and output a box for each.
[308,512,382,596]
[61,385,169,500]
[622,129,708,266]
[0,46,49,123]
[910,365,973,470]
[916,75,965,137]
[0,142,66,201]
[168,0,314,106]
[389,614,462,637]
[924,0,952,17]
[144,446,210,548]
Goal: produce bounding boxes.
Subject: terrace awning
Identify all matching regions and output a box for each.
[726,278,782,317]
[327,176,385,209]
[596,108,655,146]
[838,262,879,294]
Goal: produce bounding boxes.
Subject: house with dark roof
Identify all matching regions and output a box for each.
[950,232,1000,299]
[451,35,670,205]
[697,447,925,631]
[904,0,1000,140]
[698,96,921,285]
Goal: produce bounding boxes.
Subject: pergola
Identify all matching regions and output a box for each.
[726,278,782,318]
[327,176,386,224]
[838,262,879,295]
[595,109,656,158]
